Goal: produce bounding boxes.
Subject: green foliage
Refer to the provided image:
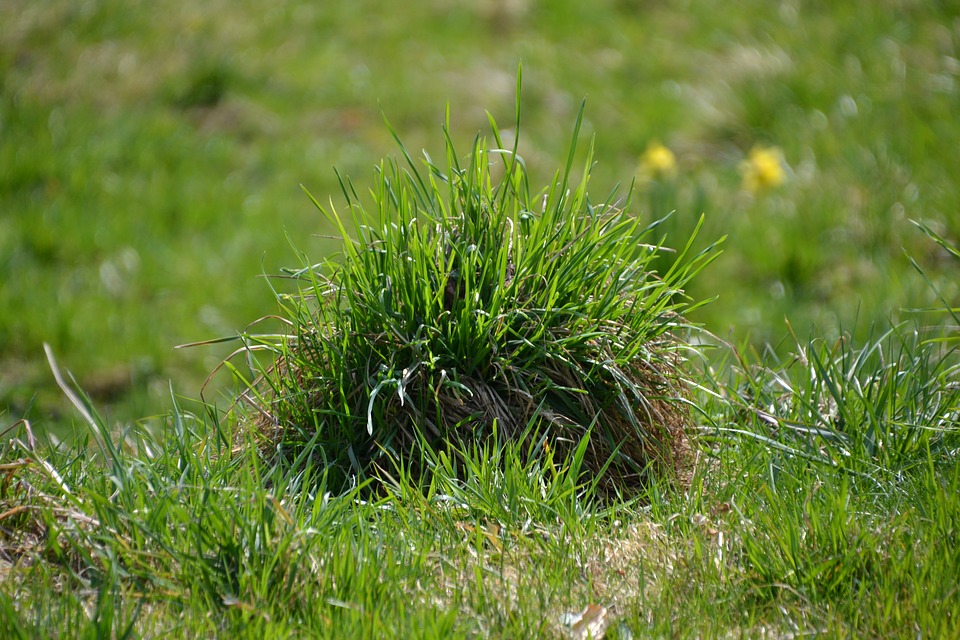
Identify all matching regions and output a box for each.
[713,322,959,475]
[740,476,886,600]
[236,95,720,495]
[3,336,958,637]
[5,0,960,430]
[3,2,960,636]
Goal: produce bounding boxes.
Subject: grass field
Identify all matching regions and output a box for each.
[2,1,959,637]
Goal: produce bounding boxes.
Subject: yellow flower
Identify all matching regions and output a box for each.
[740,145,786,193]
[637,141,677,181]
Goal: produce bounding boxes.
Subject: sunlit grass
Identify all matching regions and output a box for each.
[4,97,960,638]
[220,91,720,497]
[4,0,959,429]
[3,1,960,637]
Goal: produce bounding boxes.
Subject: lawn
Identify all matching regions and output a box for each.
[2,1,959,637]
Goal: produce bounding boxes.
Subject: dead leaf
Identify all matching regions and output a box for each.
[559,603,611,640]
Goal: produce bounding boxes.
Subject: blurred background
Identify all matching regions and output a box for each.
[2,0,958,433]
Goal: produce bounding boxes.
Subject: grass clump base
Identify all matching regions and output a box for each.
[239,97,720,496]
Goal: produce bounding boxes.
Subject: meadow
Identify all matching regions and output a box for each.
[2,1,959,637]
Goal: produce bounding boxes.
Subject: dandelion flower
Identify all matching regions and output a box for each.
[638,141,677,181]
[740,145,786,193]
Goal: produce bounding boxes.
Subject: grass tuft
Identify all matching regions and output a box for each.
[234,96,721,496]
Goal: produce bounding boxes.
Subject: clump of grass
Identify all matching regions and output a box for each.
[235,85,721,496]
[701,220,960,482]
[712,321,960,478]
